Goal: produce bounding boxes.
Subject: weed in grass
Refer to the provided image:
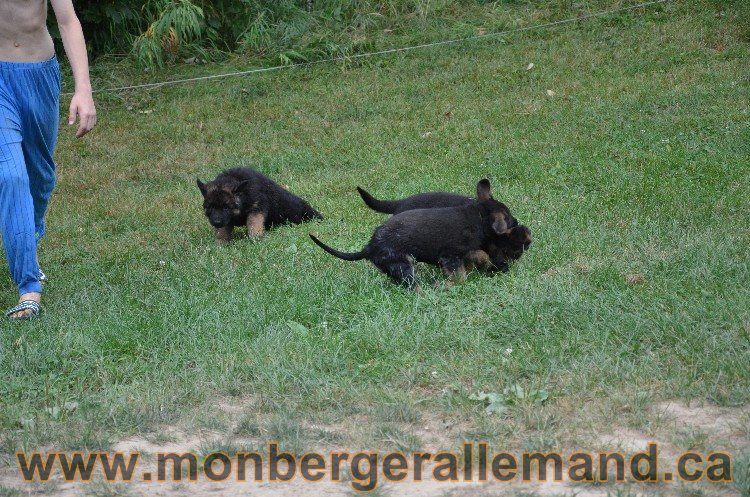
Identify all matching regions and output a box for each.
[373,403,422,425]
[372,424,422,453]
[673,428,710,452]
[59,424,112,452]
[192,407,231,432]
[459,417,519,446]
[0,432,20,460]
[264,415,309,456]
[520,432,560,453]
[233,414,263,438]
[309,427,347,445]
[147,431,180,445]
[197,437,252,457]
[606,389,657,431]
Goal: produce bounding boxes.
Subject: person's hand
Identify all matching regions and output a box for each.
[68,91,97,138]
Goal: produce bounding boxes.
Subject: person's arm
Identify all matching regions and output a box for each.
[50,0,96,138]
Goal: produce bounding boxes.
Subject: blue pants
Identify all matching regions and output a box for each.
[0,57,60,296]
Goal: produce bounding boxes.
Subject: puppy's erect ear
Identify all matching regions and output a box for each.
[233,179,250,193]
[476,179,493,201]
[197,179,207,197]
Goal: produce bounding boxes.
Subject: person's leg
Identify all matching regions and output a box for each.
[0,59,59,319]
[0,102,43,311]
[20,58,60,244]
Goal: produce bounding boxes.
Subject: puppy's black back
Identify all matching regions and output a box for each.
[370,205,484,265]
[221,167,322,226]
[357,187,472,215]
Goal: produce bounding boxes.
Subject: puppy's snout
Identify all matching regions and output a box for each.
[209,216,226,228]
[520,228,533,246]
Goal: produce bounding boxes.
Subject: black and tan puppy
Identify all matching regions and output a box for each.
[310,180,513,290]
[197,167,322,244]
[357,185,532,272]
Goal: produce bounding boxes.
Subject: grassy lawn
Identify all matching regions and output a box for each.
[1,0,749,495]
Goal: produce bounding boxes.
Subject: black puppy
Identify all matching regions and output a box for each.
[310,180,513,290]
[197,167,322,244]
[357,185,532,272]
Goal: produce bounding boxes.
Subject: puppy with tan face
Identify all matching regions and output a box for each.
[465,225,533,273]
[198,167,322,244]
[310,179,515,290]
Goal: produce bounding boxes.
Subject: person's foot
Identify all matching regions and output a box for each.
[6,292,41,320]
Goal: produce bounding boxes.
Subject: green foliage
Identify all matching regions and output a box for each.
[61,0,610,68]
[64,1,145,56]
[470,386,550,415]
[132,0,211,67]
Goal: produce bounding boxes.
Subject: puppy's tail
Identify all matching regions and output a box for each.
[309,234,366,261]
[356,187,398,214]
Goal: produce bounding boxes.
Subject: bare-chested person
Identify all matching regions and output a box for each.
[1,0,96,319]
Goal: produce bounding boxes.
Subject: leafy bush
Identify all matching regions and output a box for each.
[132,0,209,67]
[70,1,146,55]
[59,0,601,67]
[59,0,465,65]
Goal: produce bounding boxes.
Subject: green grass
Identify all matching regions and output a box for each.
[0,0,748,476]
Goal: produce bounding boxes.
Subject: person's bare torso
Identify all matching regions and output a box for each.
[0,0,54,62]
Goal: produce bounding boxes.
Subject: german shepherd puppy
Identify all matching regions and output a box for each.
[357,185,532,272]
[310,180,514,290]
[197,167,322,244]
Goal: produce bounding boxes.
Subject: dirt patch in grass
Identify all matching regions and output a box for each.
[2,398,745,496]
[654,400,749,450]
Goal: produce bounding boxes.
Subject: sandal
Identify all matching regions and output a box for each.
[6,300,41,321]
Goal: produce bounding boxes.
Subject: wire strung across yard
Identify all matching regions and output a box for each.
[77,0,670,96]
